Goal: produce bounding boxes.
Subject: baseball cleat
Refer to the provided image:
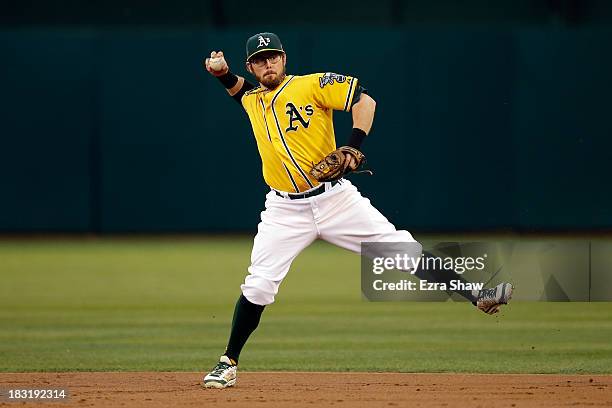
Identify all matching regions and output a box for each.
[476,282,513,315]
[203,355,237,389]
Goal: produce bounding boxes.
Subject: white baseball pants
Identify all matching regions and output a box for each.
[241,179,418,305]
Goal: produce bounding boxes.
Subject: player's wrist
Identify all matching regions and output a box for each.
[217,72,239,89]
[347,128,367,149]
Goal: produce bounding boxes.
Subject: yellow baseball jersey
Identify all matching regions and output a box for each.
[241,73,359,193]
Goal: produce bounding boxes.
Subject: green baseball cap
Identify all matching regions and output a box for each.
[246,32,284,61]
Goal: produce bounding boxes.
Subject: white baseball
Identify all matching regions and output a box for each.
[209,57,226,72]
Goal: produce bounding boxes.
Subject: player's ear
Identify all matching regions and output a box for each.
[246,62,253,74]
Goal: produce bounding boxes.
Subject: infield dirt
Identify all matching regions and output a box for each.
[1,372,610,407]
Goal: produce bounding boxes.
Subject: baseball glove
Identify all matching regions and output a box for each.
[309,146,372,182]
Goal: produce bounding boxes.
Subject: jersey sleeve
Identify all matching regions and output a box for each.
[311,73,359,112]
[240,87,260,112]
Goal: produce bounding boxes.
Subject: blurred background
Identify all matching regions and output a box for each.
[1,0,611,234]
[2,0,612,374]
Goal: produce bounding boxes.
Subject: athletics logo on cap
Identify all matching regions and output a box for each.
[246,32,284,61]
[257,36,271,48]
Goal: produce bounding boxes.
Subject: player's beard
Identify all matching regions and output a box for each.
[258,66,286,90]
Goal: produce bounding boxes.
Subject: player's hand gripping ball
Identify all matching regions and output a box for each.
[209,57,225,71]
[205,51,229,76]
[309,146,371,182]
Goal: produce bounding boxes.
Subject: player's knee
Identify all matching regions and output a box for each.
[376,230,419,245]
[393,230,417,244]
[241,289,273,305]
[240,275,279,305]
[363,231,423,268]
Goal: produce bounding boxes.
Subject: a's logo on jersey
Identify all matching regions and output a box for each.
[257,36,271,48]
[285,102,314,132]
[319,72,347,88]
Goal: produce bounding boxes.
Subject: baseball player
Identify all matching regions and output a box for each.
[202,32,513,389]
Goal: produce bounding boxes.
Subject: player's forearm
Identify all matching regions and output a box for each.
[226,76,246,96]
[351,93,376,134]
[216,72,256,103]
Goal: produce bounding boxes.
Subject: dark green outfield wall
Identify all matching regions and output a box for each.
[1,28,610,232]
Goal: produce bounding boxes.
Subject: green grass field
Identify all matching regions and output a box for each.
[1,237,611,373]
